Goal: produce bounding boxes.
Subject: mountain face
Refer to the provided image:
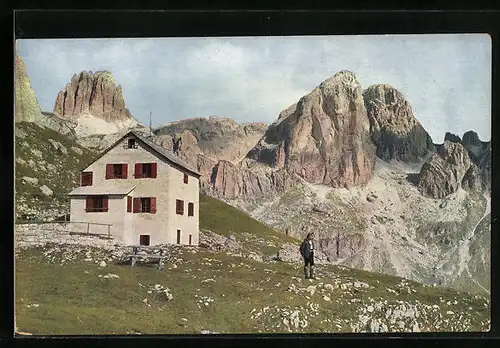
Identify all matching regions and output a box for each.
[363,84,435,163]
[155,116,268,164]
[53,71,137,136]
[418,141,473,199]
[15,53,43,123]
[418,132,490,199]
[246,71,376,189]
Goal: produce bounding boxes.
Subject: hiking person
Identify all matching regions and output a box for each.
[300,232,315,279]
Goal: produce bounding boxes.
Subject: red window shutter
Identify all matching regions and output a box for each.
[134,163,142,178]
[103,196,109,212]
[85,197,93,212]
[151,163,157,178]
[133,197,141,213]
[81,172,93,186]
[151,197,157,214]
[127,196,132,212]
[105,164,113,179]
[122,164,128,179]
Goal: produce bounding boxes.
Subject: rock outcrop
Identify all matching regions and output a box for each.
[208,161,296,199]
[247,71,376,189]
[363,84,434,163]
[418,130,490,198]
[155,117,268,164]
[444,132,462,144]
[53,70,133,122]
[418,141,472,198]
[461,164,484,192]
[460,131,491,191]
[37,112,77,137]
[15,53,43,123]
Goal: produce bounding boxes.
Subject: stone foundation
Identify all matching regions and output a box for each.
[15,223,121,249]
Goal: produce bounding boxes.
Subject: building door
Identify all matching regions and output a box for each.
[177,230,181,244]
[189,234,192,245]
[140,235,150,246]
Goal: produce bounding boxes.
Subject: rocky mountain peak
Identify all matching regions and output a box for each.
[15,53,43,123]
[444,132,462,144]
[246,71,376,189]
[53,70,133,123]
[319,70,361,92]
[363,84,434,163]
[462,130,482,147]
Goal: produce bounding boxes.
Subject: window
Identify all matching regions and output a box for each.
[128,138,137,149]
[113,164,123,178]
[127,196,132,212]
[142,164,152,178]
[85,196,109,212]
[176,199,184,215]
[141,198,151,212]
[106,164,128,179]
[140,235,150,246]
[177,230,181,244]
[133,197,157,213]
[184,174,189,184]
[189,234,192,245]
[188,202,194,217]
[134,163,157,178]
[81,172,93,186]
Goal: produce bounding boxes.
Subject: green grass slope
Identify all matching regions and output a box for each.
[199,194,298,256]
[15,198,490,335]
[15,122,98,220]
[15,243,490,335]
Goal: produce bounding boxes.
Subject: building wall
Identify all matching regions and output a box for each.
[167,164,200,246]
[71,135,200,246]
[70,195,127,241]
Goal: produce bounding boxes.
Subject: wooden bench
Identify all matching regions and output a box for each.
[127,245,167,270]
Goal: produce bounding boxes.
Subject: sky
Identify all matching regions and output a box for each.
[17,34,491,143]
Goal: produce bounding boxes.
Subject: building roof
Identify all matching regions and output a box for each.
[82,130,201,177]
[130,131,201,177]
[68,183,136,196]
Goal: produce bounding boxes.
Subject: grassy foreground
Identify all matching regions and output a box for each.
[15,244,490,335]
[14,187,490,335]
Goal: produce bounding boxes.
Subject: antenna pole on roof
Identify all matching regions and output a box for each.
[149,111,152,137]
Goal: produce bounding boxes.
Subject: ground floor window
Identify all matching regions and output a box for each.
[189,234,192,245]
[85,196,108,212]
[133,197,157,213]
[177,230,181,244]
[140,235,150,246]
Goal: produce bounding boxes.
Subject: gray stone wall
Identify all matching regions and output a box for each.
[15,223,121,249]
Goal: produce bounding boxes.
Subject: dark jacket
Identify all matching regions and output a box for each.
[300,239,314,259]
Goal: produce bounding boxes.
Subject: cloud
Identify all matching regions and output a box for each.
[16,35,491,142]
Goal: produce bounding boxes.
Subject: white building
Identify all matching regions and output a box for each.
[68,131,201,246]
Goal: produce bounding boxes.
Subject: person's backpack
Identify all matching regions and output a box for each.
[299,240,307,257]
